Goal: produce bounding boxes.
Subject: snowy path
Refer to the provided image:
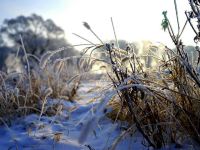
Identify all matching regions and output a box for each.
[0,81,144,150]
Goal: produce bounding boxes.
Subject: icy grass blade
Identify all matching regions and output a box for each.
[39,47,67,69]
[78,116,98,144]
[78,83,149,144]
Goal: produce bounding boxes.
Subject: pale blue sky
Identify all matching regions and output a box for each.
[0,0,69,22]
[0,0,196,48]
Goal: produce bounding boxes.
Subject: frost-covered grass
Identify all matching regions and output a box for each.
[75,20,200,148]
[70,11,200,148]
[1,9,200,149]
[89,42,200,149]
[0,45,81,122]
[1,40,200,149]
[0,81,149,150]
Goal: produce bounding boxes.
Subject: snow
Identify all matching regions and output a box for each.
[0,81,146,150]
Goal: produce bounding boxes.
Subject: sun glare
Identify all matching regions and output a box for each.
[56,0,194,49]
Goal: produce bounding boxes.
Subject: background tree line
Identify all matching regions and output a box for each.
[0,14,79,72]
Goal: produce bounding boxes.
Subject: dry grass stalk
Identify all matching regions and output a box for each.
[0,42,87,122]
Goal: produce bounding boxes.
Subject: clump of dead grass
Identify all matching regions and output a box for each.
[77,12,200,148]
[105,43,200,148]
[0,43,83,123]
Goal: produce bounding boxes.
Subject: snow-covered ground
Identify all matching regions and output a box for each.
[0,81,145,150]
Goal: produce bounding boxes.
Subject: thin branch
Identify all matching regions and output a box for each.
[167,18,177,44]
[178,19,188,39]
[83,22,104,45]
[174,0,180,37]
[111,17,119,50]
[19,35,32,92]
[89,28,104,45]
[72,33,96,46]
[185,11,198,35]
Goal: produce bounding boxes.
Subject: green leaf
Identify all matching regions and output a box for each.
[161,11,169,31]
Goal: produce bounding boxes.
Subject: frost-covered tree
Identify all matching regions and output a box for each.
[0,14,78,57]
[0,14,79,72]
